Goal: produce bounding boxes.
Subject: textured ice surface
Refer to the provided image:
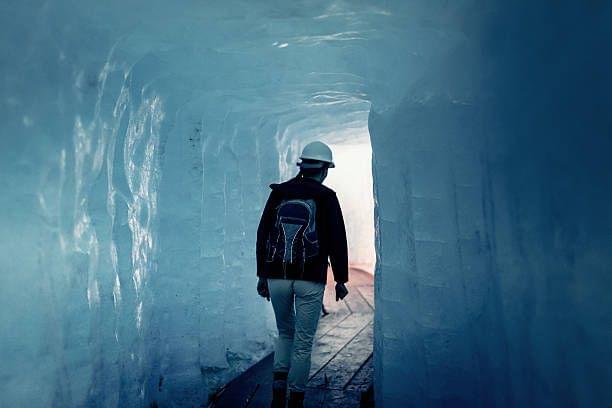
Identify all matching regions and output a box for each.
[369,2,612,407]
[1,0,611,407]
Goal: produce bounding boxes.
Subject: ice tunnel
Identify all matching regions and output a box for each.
[1,1,611,407]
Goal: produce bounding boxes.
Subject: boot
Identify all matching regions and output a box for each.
[270,371,288,408]
[287,391,305,408]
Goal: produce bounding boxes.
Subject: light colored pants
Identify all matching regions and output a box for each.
[267,278,326,392]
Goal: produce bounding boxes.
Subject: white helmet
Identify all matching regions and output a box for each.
[297,141,335,168]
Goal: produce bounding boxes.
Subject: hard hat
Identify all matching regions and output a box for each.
[297,141,335,168]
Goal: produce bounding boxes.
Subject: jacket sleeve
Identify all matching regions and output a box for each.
[328,193,349,283]
[256,190,278,278]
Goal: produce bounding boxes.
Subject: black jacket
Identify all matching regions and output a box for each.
[256,176,349,284]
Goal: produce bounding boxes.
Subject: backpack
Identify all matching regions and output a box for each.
[266,198,320,271]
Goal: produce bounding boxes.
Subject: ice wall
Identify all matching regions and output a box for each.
[370,1,612,406]
[0,1,379,406]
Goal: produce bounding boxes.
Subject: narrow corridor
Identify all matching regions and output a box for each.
[211,268,374,407]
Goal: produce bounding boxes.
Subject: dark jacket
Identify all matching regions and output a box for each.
[256,175,348,284]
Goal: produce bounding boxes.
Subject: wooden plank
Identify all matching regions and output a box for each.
[212,353,273,407]
[309,313,372,377]
[308,320,374,390]
[316,307,351,339]
[345,354,373,392]
[318,389,362,408]
[342,287,373,314]
[249,378,328,408]
[356,285,374,310]
[326,267,372,309]
[214,268,375,407]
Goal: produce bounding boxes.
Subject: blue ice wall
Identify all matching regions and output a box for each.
[0,2,285,406]
[370,1,612,406]
[0,1,377,406]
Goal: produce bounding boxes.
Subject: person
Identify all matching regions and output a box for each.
[256,141,349,408]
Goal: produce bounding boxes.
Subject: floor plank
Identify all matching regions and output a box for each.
[212,268,374,408]
[308,320,374,389]
[355,286,374,310]
[315,306,350,339]
[309,313,372,377]
[207,353,273,408]
[346,354,373,391]
[343,287,373,314]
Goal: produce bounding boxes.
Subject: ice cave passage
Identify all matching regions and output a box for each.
[1,1,611,407]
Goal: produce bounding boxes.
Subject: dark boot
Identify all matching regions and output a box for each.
[270,371,288,408]
[287,391,305,408]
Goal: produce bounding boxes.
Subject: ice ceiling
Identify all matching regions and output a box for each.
[1,1,611,407]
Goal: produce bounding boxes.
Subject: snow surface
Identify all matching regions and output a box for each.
[1,0,611,407]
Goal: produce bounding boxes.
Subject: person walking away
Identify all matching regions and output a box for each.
[256,141,349,408]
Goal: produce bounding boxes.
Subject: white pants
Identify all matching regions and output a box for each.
[267,278,326,392]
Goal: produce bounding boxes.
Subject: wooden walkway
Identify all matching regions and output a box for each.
[210,268,374,407]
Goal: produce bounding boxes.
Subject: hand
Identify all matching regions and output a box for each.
[257,277,270,301]
[335,282,348,301]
